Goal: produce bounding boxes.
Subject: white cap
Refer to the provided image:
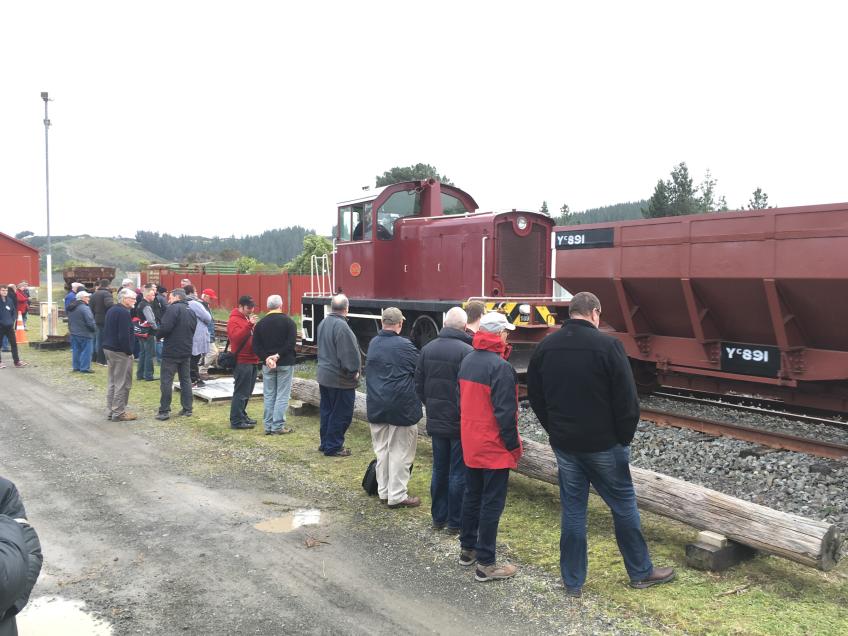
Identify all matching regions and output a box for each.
[479,312,515,333]
[121,278,134,287]
[75,290,91,299]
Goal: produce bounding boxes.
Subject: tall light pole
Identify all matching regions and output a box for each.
[41,91,55,335]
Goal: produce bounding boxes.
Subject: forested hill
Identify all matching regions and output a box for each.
[135,227,314,266]
[556,200,647,226]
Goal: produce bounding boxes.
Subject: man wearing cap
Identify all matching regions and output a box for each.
[156,288,197,421]
[227,296,260,429]
[415,306,473,532]
[64,282,85,311]
[457,311,522,582]
[527,291,675,596]
[365,308,422,507]
[316,294,360,456]
[67,289,97,373]
[102,288,139,421]
[199,288,219,379]
[91,279,115,366]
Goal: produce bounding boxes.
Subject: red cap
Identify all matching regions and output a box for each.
[201,288,218,299]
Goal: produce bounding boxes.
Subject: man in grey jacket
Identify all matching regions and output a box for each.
[317,294,361,457]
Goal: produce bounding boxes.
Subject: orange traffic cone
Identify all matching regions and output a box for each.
[15,312,28,345]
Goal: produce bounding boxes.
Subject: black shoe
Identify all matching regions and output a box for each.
[80,370,94,374]
[155,412,170,421]
[565,586,582,598]
[432,522,446,531]
[146,377,159,381]
[230,422,253,430]
[245,417,257,425]
[445,526,461,536]
[178,410,192,417]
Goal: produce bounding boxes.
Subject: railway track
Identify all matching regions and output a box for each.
[639,408,848,461]
[517,383,848,461]
[652,389,848,431]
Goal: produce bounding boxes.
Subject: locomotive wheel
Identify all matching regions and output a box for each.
[410,315,439,350]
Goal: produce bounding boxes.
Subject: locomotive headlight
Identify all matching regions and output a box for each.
[519,304,531,316]
[516,216,528,231]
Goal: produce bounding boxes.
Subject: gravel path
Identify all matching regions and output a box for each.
[518,399,848,546]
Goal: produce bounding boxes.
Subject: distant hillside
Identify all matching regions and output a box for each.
[135,227,313,267]
[556,200,648,226]
[26,235,166,279]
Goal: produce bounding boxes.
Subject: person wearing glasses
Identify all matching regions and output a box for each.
[527,291,674,598]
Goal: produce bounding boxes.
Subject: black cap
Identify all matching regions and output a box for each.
[238,295,255,308]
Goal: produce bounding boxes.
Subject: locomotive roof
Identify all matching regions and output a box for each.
[337,186,388,207]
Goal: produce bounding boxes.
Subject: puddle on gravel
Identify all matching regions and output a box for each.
[17,595,113,635]
[254,508,321,533]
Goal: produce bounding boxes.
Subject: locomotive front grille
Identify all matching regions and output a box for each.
[496,222,546,294]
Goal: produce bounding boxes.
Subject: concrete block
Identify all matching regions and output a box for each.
[686,540,757,571]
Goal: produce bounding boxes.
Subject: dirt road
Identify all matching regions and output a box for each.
[1,366,621,635]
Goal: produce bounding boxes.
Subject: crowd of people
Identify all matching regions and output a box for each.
[41,276,676,595]
[314,292,675,592]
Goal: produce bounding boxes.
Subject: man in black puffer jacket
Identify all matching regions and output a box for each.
[415,306,473,533]
[527,291,674,597]
[156,289,197,421]
[0,477,43,636]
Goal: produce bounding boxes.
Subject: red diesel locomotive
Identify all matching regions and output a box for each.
[301,179,560,371]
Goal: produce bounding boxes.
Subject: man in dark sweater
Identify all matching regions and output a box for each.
[102,288,138,421]
[415,306,473,531]
[90,278,114,365]
[527,291,674,597]
[252,294,297,435]
[156,289,197,421]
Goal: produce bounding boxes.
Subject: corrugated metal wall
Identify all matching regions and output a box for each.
[142,271,313,315]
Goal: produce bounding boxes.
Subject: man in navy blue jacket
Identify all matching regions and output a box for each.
[366,308,422,508]
[0,285,25,368]
[415,306,473,532]
[102,288,137,421]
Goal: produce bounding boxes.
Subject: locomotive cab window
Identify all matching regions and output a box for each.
[441,192,470,215]
[339,203,373,242]
[377,191,421,239]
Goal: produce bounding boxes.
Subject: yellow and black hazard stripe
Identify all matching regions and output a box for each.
[463,301,557,326]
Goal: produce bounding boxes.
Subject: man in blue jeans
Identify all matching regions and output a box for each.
[252,294,297,435]
[527,291,675,597]
[416,306,473,532]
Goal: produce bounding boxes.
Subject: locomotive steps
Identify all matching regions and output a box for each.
[291,377,842,571]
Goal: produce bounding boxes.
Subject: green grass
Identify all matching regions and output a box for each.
[15,319,848,635]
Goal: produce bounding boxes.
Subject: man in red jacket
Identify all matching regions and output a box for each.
[457,311,522,582]
[227,295,260,429]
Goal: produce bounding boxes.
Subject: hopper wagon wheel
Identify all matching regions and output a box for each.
[631,360,659,395]
[410,314,439,350]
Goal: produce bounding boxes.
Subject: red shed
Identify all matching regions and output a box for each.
[0,232,40,287]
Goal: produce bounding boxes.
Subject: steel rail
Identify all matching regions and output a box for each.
[652,390,848,431]
[639,408,848,460]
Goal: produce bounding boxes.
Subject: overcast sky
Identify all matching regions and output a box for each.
[2,1,847,240]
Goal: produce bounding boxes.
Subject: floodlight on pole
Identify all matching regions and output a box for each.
[41,91,56,336]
